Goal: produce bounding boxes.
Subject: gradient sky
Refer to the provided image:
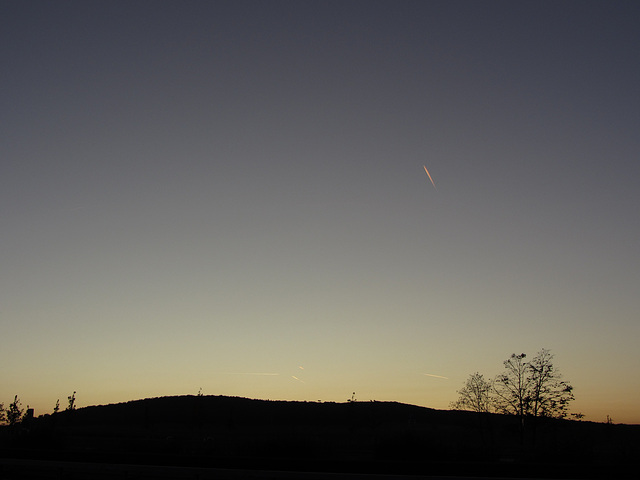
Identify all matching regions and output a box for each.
[2,0,639,424]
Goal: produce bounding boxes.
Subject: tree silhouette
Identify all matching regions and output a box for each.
[493,353,532,424]
[451,372,493,413]
[492,349,574,445]
[493,349,573,421]
[67,391,76,411]
[527,349,574,419]
[7,395,24,426]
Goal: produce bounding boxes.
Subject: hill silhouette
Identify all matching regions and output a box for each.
[2,395,639,478]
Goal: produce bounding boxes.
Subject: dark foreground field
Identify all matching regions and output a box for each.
[1,396,638,479]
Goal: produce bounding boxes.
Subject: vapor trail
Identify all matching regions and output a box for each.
[423,165,437,190]
[423,373,448,379]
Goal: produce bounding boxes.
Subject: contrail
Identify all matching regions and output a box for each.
[423,373,448,379]
[221,373,280,376]
[423,165,437,190]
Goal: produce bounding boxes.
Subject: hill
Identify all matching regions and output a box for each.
[2,395,639,478]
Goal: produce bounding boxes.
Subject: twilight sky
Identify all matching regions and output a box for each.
[2,0,639,423]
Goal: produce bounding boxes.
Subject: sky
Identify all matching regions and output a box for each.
[1,0,639,424]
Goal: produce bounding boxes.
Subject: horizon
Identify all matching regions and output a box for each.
[10,390,640,427]
[2,1,639,425]
[14,392,640,425]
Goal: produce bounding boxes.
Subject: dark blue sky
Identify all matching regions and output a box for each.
[2,0,639,422]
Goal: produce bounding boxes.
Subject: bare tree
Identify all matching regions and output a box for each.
[528,348,574,419]
[0,402,5,424]
[67,391,76,411]
[493,349,574,445]
[493,353,532,423]
[451,372,493,413]
[6,395,24,426]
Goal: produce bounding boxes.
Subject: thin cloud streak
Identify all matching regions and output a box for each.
[423,165,437,190]
[423,373,449,379]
